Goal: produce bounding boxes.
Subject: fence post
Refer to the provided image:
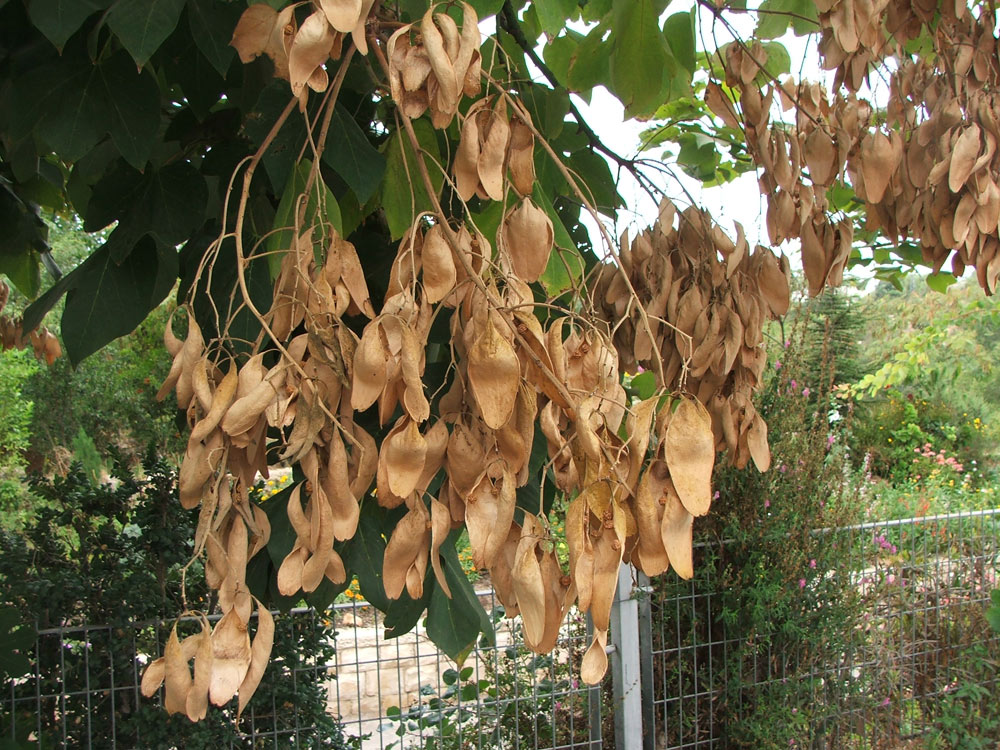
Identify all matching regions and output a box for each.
[611,562,643,749]
[635,571,656,750]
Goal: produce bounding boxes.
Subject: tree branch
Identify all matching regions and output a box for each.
[495,2,647,183]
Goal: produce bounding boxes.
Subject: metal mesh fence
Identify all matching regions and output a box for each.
[2,588,602,750]
[5,509,1000,749]
[647,508,1000,749]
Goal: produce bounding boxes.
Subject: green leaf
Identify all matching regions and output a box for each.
[567,23,612,94]
[758,41,791,82]
[926,272,957,293]
[244,82,304,193]
[22,262,79,331]
[261,484,297,569]
[322,105,386,204]
[533,186,584,297]
[610,0,675,118]
[304,573,350,611]
[380,119,442,240]
[0,250,41,299]
[94,51,161,169]
[663,12,696,75]
[755,0,819,38]
[466,0,505,18]
[267,160,342,277]
[582,0,612,21]
[10,50,104,162]
[0,608,32,681]
[542,33,579,87]
[98,162,208,263]
[468,200,504,255]
[425,533,494,663]
[61,238,174,365]
[185,0,239,77]
[566,148,621,215]
[344,500,391,612]
[28,0,105,51]
[107,0,187,67]
[630,370,657,399]
[515,427,550,515]
[987,598,1000,633]
[0,186,47,296]
[8,47,159,169]
[161,34,226,121]
[520,83,570,141]
[383,584,430,639]
[535,0,577,36]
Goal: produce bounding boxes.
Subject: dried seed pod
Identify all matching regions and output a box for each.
[664,397,715,517]
[502,198,553,283]
[209,609,252,707]
[237,602,275,719]
[467,318,519,430]
[383,502,431,599]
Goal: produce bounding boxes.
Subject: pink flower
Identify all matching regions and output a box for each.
[790,379,798,389]
[764,499,770,508]
[713,490,720,500]
[802,387,810,397]
[809,559,816,569]
[827,435,836,447]
[779,464,788,473]
[774,361,782,370]
[799,578,806,589]
[881,697,890,707]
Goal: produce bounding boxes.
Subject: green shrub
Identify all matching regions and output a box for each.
[651,322,867,749]
[384,609,594,749]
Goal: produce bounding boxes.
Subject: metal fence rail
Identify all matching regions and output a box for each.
[4,509,1000,749]
[646,508,1000,749]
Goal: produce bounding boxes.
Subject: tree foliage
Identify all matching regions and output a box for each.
[2,0,1000,721]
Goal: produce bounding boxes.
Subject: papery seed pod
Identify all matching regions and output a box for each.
[502,198,553,283]
[664,397,715,517]
[467,318,519,429]
[209,609,252,706]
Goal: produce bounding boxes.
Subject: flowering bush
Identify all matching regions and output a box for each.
[848,390,995,489]
[651,322,867,748]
